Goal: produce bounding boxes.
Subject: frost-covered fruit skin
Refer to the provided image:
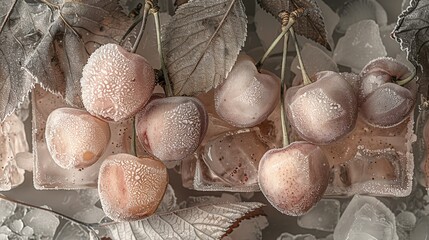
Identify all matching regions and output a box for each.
[285,71,358,145]
[359,57,415,127]
[258,142,330,216]
[136,96,208,162]
[215,55,280,127]
[81,43,155,122]
[98,153,168,221]
[45,107,110,169]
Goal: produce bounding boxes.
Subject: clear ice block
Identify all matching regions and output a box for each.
[334,195,398,240]
[297,199,340,232]
[334,20,387,72]
[321,114,414,196]
[33,85,133,189]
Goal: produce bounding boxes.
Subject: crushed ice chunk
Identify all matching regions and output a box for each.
[0,200,17,225]
[336,0,388,33]
[396,211,416,230]
[20,226,34,236]
[410,216,429,240]
[334,195,398,240]
[9,219,23,233]
[297,199,340,232]
[55,222,90,240]
[334,20,387,72]
[73,206,106,224]
[22,208,60,237]
[379,24,402,57]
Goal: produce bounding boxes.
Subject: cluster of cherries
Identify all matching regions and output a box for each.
[44,41,415,221]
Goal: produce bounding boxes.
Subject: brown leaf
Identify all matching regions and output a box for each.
[162,0,247,96]
[23,0,135,107]
[257,0,331,51]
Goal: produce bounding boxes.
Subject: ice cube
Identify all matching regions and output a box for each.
[33,86,134,189]
[410,216,429,240]
[22,208,60,237]
[334,20,387,72]
[55,222,90,240]
[297,199,340,232]
[336,0,388,34]
[77,189,100,206]
[73,206,106,224]
[9,219,23,233]
[291,43,338,82]
[396,211,416,230]
[334,195,398,240]
[379,24,402,57]
[200,128,273,188]
[277,233,317,240]
[0,199,16,225]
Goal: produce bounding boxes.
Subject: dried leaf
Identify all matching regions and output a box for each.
[162,0,247,96]
[393,0,429,70]
[104,202,265,240]
[256,0,330,50]
[23,0,135,107]
[0,0,36,122]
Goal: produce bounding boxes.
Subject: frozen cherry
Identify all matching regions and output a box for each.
[45,107,110,169]
[214,55,280,127]
[285,71,358,144]
[81,43,155,122]
[359,57,415,127]
[98,153,168,221]
[136,96,208,162]
[258,141,330,216]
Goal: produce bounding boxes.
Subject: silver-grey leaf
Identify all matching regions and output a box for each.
[105,202,265,240]
[23,0,135,107]
[162,0,247,96]
[0,0,36,122]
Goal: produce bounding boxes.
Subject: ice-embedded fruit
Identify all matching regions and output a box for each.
[359,57,415,127]
[45,108,110,169]
[136,96,208,162]
[81,43,155,122]
[98,153,168,221]
[258,142,330,216]
[285,71,358,145]
[215,54,280,127]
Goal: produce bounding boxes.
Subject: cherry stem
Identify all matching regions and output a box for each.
[280,30,290,147]
[256,18,295,71]
[290,27,311,85]
[0,194,99,238]
[131,1,151,54]
[396,68,416,86]
[153,10,174,97]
